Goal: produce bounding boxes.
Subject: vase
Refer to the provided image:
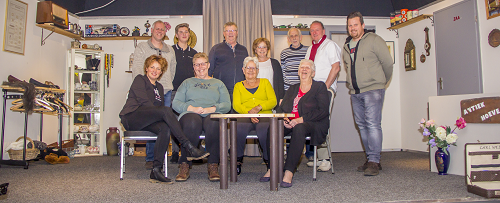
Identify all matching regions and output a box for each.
[106,127,120,156]
[435,147,450,175]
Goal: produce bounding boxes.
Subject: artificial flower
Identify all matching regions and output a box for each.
[425,119,435,127]
[423,128,430,136]
[456,117,467,130]
[419,118,426,128]
[429,138,437,148]
[435,127,447,140]
[446,133,458,144]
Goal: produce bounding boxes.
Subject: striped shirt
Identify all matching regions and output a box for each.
[280,44,309,90]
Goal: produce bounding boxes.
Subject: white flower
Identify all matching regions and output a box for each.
[435,127,447,141]
[446,133,458,144]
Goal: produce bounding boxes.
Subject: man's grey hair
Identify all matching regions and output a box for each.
[287,27,302,38]
[152,20,165,30]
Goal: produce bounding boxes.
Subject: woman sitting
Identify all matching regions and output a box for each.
[260,59,330,188]
[172,52,231,182]
[120,55,209,184]
[233,57,277,175]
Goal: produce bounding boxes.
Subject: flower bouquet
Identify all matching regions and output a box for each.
[419,117,467,155]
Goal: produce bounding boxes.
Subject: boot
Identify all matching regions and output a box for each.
[149,167,173,184]
[175,162,190,182]
[184,142,210,161]
[236,157,243,176]
[207,163,220,182]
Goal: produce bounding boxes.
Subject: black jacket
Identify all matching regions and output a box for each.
[119,75,164,116]
[277,80,330,145]
[270,58,285,100]
[208,41,249,93]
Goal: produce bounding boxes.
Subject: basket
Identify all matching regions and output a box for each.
[7,136,40,160]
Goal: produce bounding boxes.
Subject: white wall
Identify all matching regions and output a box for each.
[0,0,80,159]
[400,0,500,153]
[273,16,402,151]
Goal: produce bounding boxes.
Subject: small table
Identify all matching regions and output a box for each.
[210,113,293,191]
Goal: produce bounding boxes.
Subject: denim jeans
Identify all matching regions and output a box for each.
[146,90,172,162]
[351,89,385,163]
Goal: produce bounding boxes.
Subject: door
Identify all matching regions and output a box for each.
[434,0,482,96]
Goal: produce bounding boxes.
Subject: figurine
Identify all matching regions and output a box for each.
[143,20,151,36]
[132,26,140,36]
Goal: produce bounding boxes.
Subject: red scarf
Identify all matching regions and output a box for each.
[309,35,326,61]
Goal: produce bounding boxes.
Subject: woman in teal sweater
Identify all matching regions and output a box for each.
[172,52,231,182]
[233,56,277,175]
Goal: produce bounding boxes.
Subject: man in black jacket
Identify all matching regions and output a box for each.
[208,22,249,95]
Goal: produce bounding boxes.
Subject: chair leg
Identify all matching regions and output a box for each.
[326,137,334,174]
[164,150,168,178]
[313,146,317,181]
[120,137,125,180]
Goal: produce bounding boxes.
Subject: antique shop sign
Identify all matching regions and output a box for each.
[461,97,500,123]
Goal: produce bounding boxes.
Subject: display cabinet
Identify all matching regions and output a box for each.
[66,48,105,156]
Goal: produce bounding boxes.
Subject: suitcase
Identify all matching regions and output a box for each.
[465,143,500,198]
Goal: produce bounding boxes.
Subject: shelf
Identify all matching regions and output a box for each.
[74,153,101,157]
[82,35,169,41]
[73,111,100,114]
[387,14,433,30]
[1,85,66,93]
[74,132,100,134]
[75,70,101,74]
[74,90,99,94]
[36,23,83,40]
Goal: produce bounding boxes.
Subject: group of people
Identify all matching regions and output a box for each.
[119,11,393,188]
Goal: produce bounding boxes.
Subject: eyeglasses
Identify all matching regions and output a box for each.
[257,46,267,49]
[224,30,237,33]
[244,66,258,71]
[194,62,208,67]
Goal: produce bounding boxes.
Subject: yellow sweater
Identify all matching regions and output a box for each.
[232,78,277,114]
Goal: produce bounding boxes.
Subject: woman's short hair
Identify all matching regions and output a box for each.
[143,55,168,80]
[192,52,209,64]
[299,59,316,72]
[243,57,259,69]
[252,38,271,56]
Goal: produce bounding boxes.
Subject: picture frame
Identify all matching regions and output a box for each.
[3,0,28,55]
[485,0,500,19]
[404,39,416,71]
[386,41,395,64]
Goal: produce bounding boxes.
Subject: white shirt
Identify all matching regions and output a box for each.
[305,37,341,92]
[257,59,274,88]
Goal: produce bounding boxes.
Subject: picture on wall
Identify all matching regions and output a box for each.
[3,0,28,55]
[386,41,395,64]
[485,0,500,19]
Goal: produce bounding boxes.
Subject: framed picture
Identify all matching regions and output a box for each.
[3,0,27,55]
[386,41,395,64]
[404,39,416,71]
[485,0,500,19]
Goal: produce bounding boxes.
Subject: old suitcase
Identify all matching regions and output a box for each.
[465,143,500,198]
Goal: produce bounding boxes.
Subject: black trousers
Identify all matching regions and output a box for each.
[267,122,314,172]
[178,113,220,164]
[121,106,190,168]
[236,118,269,161]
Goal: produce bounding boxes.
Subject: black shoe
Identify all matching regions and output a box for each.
[236,157,243,176]
[170,152,179,163]
[29,78,50,88]
[184,142,210,161]
[149,167,173,184]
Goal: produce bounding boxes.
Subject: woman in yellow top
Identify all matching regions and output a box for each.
[233,56,277,175]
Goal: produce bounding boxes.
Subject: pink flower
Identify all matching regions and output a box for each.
[456,117,467,130]
[419,118,425,128]
[425,119,435,127]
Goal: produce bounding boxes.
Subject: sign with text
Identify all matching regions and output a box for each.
[460,97,500,123]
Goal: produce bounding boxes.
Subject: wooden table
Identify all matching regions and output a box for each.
[210,113,293,191]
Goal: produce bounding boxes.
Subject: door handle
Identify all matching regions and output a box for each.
[438,77,443,90]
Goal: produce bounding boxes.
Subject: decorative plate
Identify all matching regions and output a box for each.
[120,27,130,36]
[488,29,500,48]
[173,29,197,48]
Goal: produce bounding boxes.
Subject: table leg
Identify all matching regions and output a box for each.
[269,117,278,191]
[278,119,284,183]
[219,118,228,189]
[230,119,237,182]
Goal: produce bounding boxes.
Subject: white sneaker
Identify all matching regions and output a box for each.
[306,159,317,167]
[317,160,332,172]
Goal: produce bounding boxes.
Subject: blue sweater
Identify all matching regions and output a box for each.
[208,41,248,93]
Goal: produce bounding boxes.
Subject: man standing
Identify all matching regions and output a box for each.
[304,20,341,172]
[131,20,177,169]
[208,22,248,95]
[343,12,393,176]
[280,28,309,91]
[170,23,197,165]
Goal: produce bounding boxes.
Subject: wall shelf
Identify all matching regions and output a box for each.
[273,28,309,32]
[82,35,168,41]
[387,14,433,38]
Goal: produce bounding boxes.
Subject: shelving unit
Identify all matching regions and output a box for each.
[67,48,105,156]
[387,14,434,38]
